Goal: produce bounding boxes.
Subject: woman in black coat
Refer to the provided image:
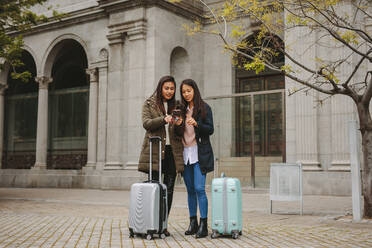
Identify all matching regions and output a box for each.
[180,79,214,238]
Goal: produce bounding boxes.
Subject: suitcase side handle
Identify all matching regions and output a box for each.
[149,136,162,184]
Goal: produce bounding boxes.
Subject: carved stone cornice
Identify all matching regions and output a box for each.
[8,9,107,38]
[86,68,99,83]
[107,32,126,45]
[107,18,147,43]
[99,0,204,20]
[8,0,206,39]
[35,76,53,89]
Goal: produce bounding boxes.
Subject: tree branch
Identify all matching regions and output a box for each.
[301,1,372,61]
[352,0,372,20]
[362,71,372,104]
[312,1,372,43]
[343,51,370,87]
[284,72,336,95]
[284,1,372,62]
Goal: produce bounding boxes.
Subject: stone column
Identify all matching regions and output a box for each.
[105,32,125,170]
[0,84,8,168]
[85,68,99,170]
[33,76,52,169]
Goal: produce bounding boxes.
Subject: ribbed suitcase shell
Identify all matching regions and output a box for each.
[128,136,167,239]
[128,182,167,235]
[211,176,242,237]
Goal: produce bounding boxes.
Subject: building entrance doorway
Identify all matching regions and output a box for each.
[3,50,38,169]
[47,40,89,169]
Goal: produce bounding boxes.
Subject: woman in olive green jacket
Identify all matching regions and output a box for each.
[138,75,184,236]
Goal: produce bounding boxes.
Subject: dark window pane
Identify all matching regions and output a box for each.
[239,78,264,92]
[267,75,285,90]
[14,97,38,139]
[51,88,88,139]
[235,75,284,157]
[57,93,73,137]
[235,96,251,156]
[267,93,283,155]
[72,92,88,137]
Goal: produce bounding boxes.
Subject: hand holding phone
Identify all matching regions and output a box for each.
[172,109,182,125]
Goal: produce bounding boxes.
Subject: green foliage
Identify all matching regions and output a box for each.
[172,0,372,95]
[0,0,61,82]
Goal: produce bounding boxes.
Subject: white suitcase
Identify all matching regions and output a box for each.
[128,136,168,240]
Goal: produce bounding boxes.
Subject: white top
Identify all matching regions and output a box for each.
[183,145,198,165]
[163,101,170,145]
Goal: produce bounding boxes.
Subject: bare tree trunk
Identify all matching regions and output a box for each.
[357,102,372,217]
[361,129,372,217]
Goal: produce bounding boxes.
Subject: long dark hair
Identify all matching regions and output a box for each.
[154,75,176,114]
[180,79,206,120]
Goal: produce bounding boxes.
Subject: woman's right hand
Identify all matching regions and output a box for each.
[164,115,172,124]
[174,117,183,126]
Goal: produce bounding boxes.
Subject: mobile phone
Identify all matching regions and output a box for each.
[172,109,181,117]
[172,109,181,121]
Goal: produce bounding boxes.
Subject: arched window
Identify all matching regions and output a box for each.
[170,46,190,93]
[48,39,89,169]
[236,32,284,69]
[3,50,38,169]
[235,33,285,157]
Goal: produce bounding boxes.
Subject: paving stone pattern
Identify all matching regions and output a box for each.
[0,212,371,248]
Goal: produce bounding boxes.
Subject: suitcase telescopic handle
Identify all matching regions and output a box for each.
[149,136,162,184]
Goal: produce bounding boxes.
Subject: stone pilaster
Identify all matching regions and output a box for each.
[285,14,321,170]
[33,76,52,169]
[294,91,320,170]
[93,50,109,171]
[0,84,8,169]
[105,27,125,170]
[103,13,147,170]
[85,68,99,170]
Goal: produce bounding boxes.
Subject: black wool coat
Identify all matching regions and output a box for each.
[194,103,214,174]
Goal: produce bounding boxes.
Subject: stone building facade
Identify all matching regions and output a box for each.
[0,0,367,195]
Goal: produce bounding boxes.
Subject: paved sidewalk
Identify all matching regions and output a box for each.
[0,187,371,247]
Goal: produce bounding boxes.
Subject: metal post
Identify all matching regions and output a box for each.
[348,120,362,221]
[250,95,255,188]
[299,163,303,215]
[282,91,286,162]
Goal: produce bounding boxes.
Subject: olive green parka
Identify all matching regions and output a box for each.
[138,94,184,173]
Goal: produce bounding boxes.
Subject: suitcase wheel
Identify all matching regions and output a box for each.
[129,228,134,238]
[211,230,218,239]
[146,234,153,240]
[232,232,239,239]
[160,233,166,239]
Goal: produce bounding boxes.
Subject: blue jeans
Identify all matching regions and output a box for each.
[183,162,208,218]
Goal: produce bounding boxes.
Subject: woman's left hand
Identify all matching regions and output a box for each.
[174,117,183,126]
[186,117,197,127]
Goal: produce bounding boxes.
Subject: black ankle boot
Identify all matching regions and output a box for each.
[195,218,208,238]
[163,228,170,237]
[185,216,198,235]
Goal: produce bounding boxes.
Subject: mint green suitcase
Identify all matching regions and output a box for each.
[211,173,242,239]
